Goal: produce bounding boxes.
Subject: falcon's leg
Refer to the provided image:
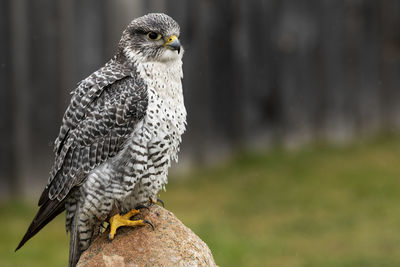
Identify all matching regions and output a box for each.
[108,208,154,240]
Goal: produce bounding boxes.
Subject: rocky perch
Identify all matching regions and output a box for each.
[77,205,217,267]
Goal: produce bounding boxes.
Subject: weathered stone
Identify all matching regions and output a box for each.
[77,205,216,267]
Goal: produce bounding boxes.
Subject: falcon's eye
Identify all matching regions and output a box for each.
[147,32,162,40]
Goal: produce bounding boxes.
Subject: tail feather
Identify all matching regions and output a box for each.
[15,197,65,251]
[69,209,81,267]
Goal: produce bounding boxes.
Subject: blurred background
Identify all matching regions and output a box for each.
[1,0,400,266]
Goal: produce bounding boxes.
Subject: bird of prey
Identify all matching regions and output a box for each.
[16,13,186,267]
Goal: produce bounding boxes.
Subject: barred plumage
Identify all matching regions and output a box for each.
[16,13,186,267]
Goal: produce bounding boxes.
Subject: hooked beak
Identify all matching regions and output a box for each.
[164,35,181,53]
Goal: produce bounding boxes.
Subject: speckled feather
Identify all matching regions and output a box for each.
[17,13,186,267]
[44,59,147,204]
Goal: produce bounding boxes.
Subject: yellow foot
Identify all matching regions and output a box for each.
[108,209,154,240]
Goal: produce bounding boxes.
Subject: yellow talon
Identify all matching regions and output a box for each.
[122,208,141,219]
[108,209,153,240]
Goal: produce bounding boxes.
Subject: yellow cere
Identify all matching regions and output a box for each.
[164,35,178,45]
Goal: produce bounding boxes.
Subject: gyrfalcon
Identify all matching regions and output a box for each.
[16,13,186,267]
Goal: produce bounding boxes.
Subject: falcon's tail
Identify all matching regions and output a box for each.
[69,211,82,267]
[15,196,66,251]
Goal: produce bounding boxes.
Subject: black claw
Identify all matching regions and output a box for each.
[148,197,165,207]
[135,204,150,211]
[156,198,165,207]
[143,219,154,230]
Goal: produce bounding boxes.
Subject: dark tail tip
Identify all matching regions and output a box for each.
[15,221,37,252]
[15,198,66,253]
[15,234,28,251]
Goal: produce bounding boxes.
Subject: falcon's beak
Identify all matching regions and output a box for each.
[164,35,181,53]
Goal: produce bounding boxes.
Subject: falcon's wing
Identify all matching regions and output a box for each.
[16,58,148,251]
[42,59,148,204]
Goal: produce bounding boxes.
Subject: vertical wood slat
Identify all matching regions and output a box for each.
[0,0,14,197]
[105,0,145,59]
[75,0,107,78]
[57,0,76,116]
[380,1,400,127]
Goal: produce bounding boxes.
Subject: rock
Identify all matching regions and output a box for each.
[77,205,217,267]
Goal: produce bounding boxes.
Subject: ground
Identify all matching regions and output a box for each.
[4,135,400,267]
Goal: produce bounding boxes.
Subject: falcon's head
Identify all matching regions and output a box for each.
[118,13,182,63]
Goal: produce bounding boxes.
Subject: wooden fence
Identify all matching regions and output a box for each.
[0,0,399,197]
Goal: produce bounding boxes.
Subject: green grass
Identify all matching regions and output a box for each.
[4,135,400,266]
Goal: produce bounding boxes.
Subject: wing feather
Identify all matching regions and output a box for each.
[95,138,104,166]
[44,58,148,203]
[89,143,98,169]
[69,147,80,177]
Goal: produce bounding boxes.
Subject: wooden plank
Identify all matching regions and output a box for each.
[0,0,13,197]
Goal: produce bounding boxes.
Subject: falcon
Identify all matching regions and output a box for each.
[16,13,186,267]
